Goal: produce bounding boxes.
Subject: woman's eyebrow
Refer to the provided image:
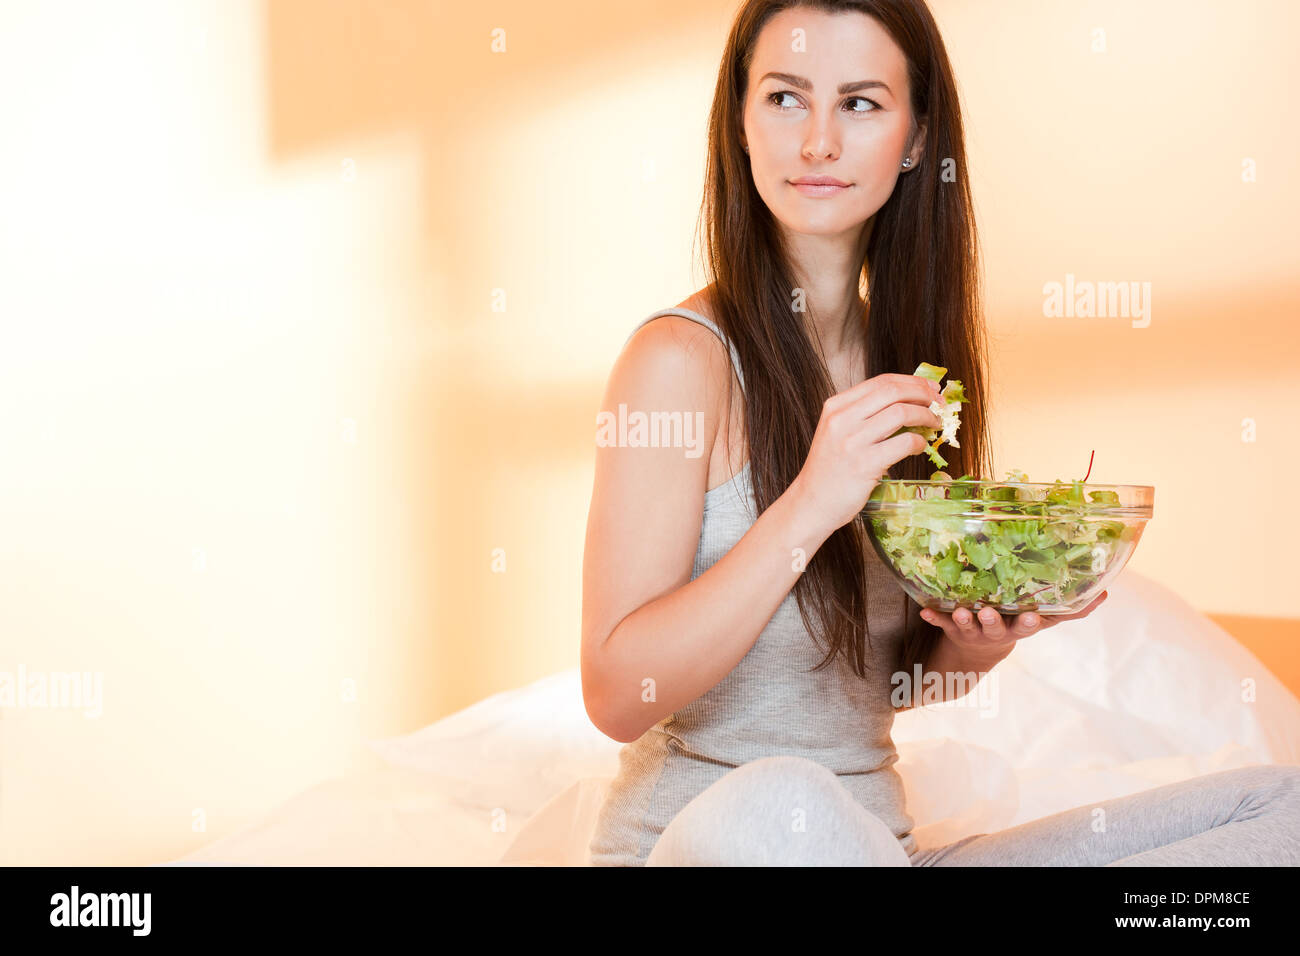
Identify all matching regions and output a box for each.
[758,71,892,96]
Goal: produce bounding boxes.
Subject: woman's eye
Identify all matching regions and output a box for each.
[766,91,880,113]
[846,96,881,113]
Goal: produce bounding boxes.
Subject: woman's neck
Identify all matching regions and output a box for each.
[783,222,871,358]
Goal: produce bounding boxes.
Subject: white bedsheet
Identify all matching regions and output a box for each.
[170,569,1300,866]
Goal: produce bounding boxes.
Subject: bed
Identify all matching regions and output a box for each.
[165,569,1300,866]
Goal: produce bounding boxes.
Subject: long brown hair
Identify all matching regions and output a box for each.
[695,0,993,678]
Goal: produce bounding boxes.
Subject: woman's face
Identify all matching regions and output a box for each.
[742,8,924,238]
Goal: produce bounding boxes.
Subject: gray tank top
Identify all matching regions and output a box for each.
[588,307,919,865]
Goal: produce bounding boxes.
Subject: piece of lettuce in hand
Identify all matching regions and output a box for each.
[912,362,947,384]
[894,363,968,469]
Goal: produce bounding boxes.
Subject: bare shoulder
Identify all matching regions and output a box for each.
[676,286,722,326]
[614,308,733,417]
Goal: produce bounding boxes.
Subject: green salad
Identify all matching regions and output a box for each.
[869,362,1135,608]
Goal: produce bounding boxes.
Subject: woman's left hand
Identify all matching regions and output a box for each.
[920,590,1109,658]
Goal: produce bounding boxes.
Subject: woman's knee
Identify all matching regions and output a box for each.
[1237,763,1300,808]
[694,756,853,824]
[647,755,910,866]
[731,754,843,788]
[1187,763,1300,826]
[1213,763,1300,796]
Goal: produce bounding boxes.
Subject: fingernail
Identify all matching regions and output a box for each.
[1024,614,1038,626]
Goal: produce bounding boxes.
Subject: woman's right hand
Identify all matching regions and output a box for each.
[790,373,944,537]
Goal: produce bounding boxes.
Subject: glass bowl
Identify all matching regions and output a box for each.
[861,477,1154,615]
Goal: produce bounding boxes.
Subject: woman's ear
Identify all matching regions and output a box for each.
[904,120,927,171]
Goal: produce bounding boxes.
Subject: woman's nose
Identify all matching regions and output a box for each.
[802,117,840,160]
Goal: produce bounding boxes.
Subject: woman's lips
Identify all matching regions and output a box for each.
[789,181,850,197]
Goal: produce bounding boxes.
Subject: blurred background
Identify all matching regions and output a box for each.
[0,0,1295,864]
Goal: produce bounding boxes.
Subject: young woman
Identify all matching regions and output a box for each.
[581,0,1300,866]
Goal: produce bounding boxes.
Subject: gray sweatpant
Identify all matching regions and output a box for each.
[642,755,1300,866]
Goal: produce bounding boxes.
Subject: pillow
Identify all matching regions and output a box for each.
[892,568,1300,767]
[365,670,621,818]
[895,736,1020,846]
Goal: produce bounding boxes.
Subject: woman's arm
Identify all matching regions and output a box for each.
[580,317,836,743]
[893,632,1011,711]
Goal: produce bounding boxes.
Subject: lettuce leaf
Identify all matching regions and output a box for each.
[895,362,968,469]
